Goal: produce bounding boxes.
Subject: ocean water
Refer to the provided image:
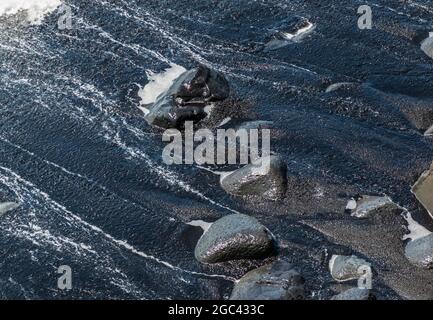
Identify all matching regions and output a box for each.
[1,0,433,299]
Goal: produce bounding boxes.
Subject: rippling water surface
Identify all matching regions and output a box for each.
[1,0,433,299]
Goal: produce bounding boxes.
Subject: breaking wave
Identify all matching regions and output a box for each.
[0,0,61,24]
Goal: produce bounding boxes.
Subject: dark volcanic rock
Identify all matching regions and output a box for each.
[144,65,229,128]
[220,155,287,201]
[194,214,276,263]
[230,260,305,300]
[331,288,375,300]
[405,234,433,269]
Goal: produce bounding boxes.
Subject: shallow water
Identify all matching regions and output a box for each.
[1,0,433,299]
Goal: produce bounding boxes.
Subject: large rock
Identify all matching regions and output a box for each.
[331,288,375,300]
[194,214,276,263]
[421,36,433,59]
[220,155,287,200]
[405,233,433,269]
[144,65,229,129]
[412,164,433,217]
[329,255,371,282]
[230,260,305,300]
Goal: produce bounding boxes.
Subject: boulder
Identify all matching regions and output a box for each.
[144,65,229,129]
[220,155,287,200]
[329,255,371,282]
[194,214,276,263]
[421,36,433,59]
[405,233,433,269]
[230,260,305,300]
[331,288,375,300]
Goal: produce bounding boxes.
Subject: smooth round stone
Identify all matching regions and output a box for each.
[194,214,276,264]
[220,155,287,201]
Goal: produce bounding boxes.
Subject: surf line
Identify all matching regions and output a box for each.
[0,165,236,282]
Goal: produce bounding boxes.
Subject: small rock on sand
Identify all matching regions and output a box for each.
[405,233,433,269]
[421,36,433,59]
[346,195,396,218]
[329,254,371,282]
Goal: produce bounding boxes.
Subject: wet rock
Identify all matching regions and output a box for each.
[220,155,287,201]
[194,214,276,263]
[230,260,305,300]
[329,255,371,282]
[346,195,396,218]
[421,36,433,59]
[144,65,229,129]
[0,202,19,217]
[405,234,433,269]
[412,164,433,217]
[331,288,375,300]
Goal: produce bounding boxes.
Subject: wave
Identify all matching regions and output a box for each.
[0,0,61,24]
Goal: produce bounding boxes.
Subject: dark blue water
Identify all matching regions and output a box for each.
[1,0,433,299]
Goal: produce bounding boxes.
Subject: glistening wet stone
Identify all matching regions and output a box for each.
[194,214,276,263]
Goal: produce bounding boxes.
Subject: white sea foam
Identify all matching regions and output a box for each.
[138,63,186,115]
[282,21,315,42]
[0,0,61,24]
[0,202,19,216]
[187,220,212,232]
[403,212,432,242]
